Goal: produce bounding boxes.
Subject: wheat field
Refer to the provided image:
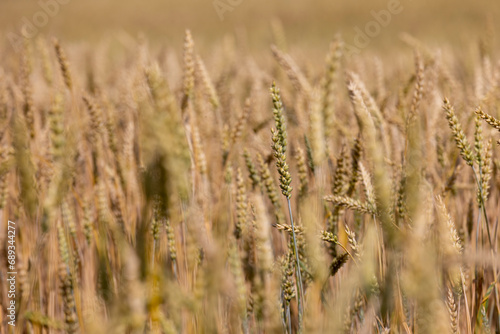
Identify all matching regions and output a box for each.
[0,3,500,333]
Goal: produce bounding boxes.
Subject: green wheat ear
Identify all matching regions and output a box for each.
[269,81,303,327]
[271,129,292,199]
[270,82,292,199]
[270,81,288,153]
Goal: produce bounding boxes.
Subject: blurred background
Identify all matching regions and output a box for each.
[0,0,498,54]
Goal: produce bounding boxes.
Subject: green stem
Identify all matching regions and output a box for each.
[471,166,493,250]
[152,239,156,270]
[286,302,292,334]
[287,197,304,327]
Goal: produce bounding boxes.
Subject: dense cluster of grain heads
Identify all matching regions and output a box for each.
[0,29,499,333]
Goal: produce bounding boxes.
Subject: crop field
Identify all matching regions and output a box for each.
[0,0,500,333]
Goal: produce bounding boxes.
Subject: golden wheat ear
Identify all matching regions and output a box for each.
[443,98,475,166]
[53,38,73,91]
[181,29,195,112]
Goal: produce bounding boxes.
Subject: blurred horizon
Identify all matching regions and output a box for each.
[0,0,498,55]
